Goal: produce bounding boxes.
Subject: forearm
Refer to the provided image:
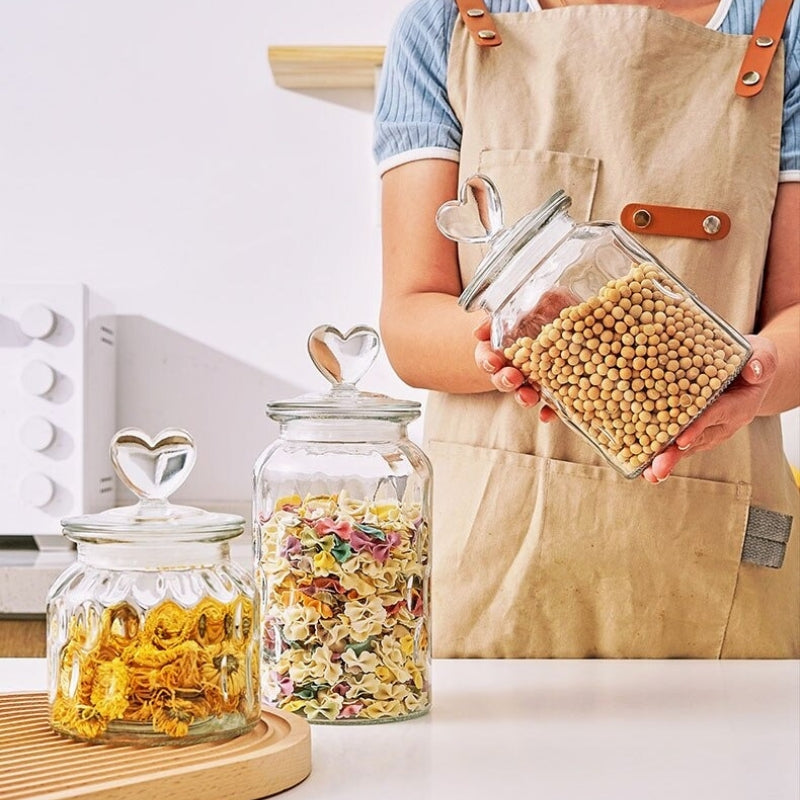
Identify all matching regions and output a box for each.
[756,303,800,416]
[380,291,493,393]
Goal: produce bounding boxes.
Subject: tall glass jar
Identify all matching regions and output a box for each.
[254,325,432,724]
[46,428,260,745]
[437,174,752,478]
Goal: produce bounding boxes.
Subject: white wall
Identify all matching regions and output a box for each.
[0,0,415,515]
[1,1,796,518]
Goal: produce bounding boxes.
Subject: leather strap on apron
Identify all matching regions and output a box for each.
[736,0,794,96]
[620,203,731,239]
[455,0,503,46]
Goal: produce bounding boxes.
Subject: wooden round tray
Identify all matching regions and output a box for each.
[0,692,311,800]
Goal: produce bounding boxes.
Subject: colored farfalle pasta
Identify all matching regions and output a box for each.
[258,492,430,723]
[50,595,259,741]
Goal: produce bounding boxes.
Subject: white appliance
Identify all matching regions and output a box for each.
[0,284,116,549]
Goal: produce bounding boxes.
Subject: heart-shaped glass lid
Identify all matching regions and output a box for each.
[61,428,245,539]
[436,174,572,311]
[266,325,420,422]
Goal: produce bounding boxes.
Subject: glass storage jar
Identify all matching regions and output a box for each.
[436,174,752,478]
[46,428,260,745]
[254,325,432,724]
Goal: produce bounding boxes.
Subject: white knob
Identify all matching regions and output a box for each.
[20,417,56,451]
[20,472,55,508]
[20,304,57,339]
[21,360,56,396]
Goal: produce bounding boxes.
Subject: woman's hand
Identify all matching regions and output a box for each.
[473,318,557,420]
[642,334,777,484]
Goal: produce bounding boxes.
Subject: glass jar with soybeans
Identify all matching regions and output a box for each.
[436,174,752,479]
[46,428,260,745]
[254,324,432,724]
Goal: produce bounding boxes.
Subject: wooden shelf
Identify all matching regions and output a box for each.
[268,45,385,89]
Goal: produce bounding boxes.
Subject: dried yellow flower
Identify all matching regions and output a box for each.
[51,595,255,741]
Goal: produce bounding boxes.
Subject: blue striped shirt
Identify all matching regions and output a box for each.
[374,0,800,181]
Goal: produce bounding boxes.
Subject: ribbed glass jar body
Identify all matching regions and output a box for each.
[46,537,260,745]
[254,419,432,724]
[476,209,752,478]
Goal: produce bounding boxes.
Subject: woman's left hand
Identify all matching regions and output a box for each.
[642,334,777,484]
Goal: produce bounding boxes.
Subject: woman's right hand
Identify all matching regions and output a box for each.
[473,318,557,420]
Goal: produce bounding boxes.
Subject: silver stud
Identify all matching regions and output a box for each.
[755,36,774,47]
[477,29,496,39]
[702,215,722,235]
[742,71,761,86]
[466,8,485,16]
[633,209,652,228]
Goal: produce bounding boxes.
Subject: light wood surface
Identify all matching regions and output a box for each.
[268,45,385,88]
[0,619,46,658]
[0,692,312,800]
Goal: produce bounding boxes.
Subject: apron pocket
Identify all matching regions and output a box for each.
[477,148,600,223]
[428,439,751,658]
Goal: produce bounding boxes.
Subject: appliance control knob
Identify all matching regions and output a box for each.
[21,360,56,396]
[20,416,56,451]
[19,472,55,508]
[20,304,57,339]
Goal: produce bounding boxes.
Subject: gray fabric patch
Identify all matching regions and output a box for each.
[742,506,793,568]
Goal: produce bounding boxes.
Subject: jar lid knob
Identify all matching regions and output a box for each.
[436,173,505,244]
[307,325,380,389]
[110,427,197,505]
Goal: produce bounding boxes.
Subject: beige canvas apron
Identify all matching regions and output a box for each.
[425,1,800,658]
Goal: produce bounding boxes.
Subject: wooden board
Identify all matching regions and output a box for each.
[0,693,311,800]
[268,45,385,88]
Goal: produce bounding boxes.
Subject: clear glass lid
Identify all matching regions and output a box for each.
[61,428,245,541]
[436,173,572,311]
[266,324,421,423]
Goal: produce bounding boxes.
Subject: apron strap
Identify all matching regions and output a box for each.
[735,0,794,97]
[620,203,731,240]
[742,506,793,568]
[455,0,503,47]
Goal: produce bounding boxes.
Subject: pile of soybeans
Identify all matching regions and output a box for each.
[503,263,750,476]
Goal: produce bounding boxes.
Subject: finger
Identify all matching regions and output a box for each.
[492,366,525,393]
[472,317,492,341]
[514,385,540,407]
[675,423,728,455]
[642,445,683,484]
[475,340,505,374]
[539,405,558,423]
[739,354,774,387]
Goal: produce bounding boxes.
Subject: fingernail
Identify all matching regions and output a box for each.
[677,442,692,452]
[654,474,669,484]
[750,359,763,379]
[499,375,513,389]
[481,361,496,374]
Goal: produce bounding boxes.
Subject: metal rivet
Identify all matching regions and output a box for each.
[477,29,496,39]
[702,215,722,235]
[755,36,774,47]
[742,71,761,86]
[633,209,652,228]
[466,8,485,16]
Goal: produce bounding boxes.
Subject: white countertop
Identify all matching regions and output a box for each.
[2,658,798,800]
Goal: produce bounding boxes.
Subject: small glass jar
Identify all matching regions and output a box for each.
[437,175,752,478]
[254,325,432,724]
[46,428,260,745]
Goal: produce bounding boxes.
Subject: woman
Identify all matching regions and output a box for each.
[374,0,799,657]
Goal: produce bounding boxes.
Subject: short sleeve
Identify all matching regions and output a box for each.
[779,3,799,181]
[373,0,462,175]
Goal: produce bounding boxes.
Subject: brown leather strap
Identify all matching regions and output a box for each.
[455,0,502,47]
[620,203,731,240]
[735,0,794,97]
